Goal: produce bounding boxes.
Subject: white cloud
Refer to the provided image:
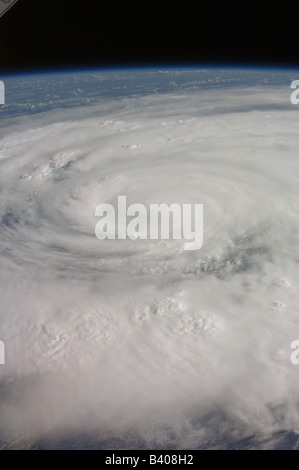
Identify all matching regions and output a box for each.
[0,85,299,449]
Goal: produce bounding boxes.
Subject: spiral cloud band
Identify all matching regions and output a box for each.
[0,70,299,449]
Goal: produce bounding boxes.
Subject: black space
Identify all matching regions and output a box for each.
[0,1,296,73]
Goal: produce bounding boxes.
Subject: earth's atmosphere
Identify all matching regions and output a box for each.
[1,67,299,449]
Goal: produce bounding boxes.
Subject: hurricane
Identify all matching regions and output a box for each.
[0,68,299,449]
